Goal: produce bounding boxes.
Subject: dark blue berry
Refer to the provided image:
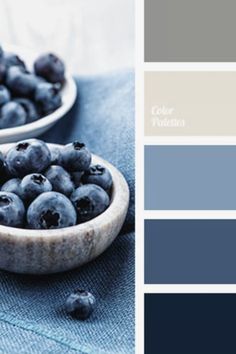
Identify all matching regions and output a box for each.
[27,191,77,229]
[71,171,84,188]
[0,192,25,227]
[34,53,65,84]
[21,173,52,202]
[61,141,91,172]
[6,66,37,97]
[70,184,110,223]
[6,139,51,177]
[35,82,62,115]
[0,62,6,84]
[0,85,10,106]
[0,102,26,129]
[65,289,96,320]
[50,146,62,165]
[14,98,39,123]
[1,178,23,199]
[44,165,74,197]
[4,52,26,69]
[82,164,113,193]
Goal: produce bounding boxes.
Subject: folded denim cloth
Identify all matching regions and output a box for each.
[0,70,135,354]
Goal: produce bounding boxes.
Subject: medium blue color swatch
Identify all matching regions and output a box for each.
[145,145,236,210]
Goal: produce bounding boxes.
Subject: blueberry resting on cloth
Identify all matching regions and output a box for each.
[65,289,96,320]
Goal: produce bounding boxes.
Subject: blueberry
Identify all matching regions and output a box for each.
[71,171,84,188]
[65,289,96,320]
[44,165,74,197]
[0,102,26,129]
[0,46,3,59]
[0,85,10,106]
[21,173,52,202]
[6,139,51,177]
[61,141,91,172]
[70,184,110,223]
[4,52,26,69]
[34,53,65,84]
[6,66,37,97]
[14,98,39,123]
[82,165,113,193]
[27,191,77,229]
[1,178,24,199]
[50,146,62,165]
[0,192,25,227]
[35,82,62,115]
[0,62,6,84]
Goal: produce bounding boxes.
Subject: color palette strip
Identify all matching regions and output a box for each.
[145,0,236,62]
[145,145,236,210]
[145,220,236,284]
[145,294,236,354]
[145,71,236,136]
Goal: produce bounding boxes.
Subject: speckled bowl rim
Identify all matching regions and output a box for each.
[0,143,129,241]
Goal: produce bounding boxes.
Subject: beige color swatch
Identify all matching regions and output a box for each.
[145,72,236,136]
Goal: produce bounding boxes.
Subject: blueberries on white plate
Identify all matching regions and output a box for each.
[27,191,77,229]
[0,46,65,129]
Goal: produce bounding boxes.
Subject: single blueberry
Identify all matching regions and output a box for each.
[0,62,6,84]
[65,289,96,320]
[61,141,91,172]
[6,66,37,97]
[0,102,26,129]
[82,164,113,193]
[70,184,110,223]
[50,146,62,165]
[14,98,39,123]
[0,85,10,106]
[3,52,26,69]
[21,173,52,202]
[34,53,65,84]
[1,178,24,199]
[27,191,77,229]
[0,191,25,227]
[71,171,84,188]
[34,82,62,115]
[6,139,51,177]
[44,165,74,197]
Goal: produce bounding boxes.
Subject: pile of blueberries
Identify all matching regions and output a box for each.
[0,138,112,229]
[0,46,65,129]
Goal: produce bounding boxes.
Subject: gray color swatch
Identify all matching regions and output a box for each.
[145,0,236,62]
[145,220,236,284]
[145,146,236,210]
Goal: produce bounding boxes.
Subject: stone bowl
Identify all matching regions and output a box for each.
[0,143,129,274]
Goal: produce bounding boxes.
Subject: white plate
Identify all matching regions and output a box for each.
[0,44,77,144]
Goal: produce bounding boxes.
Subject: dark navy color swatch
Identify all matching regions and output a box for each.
[145,294,236,354]
[145,219,236,284]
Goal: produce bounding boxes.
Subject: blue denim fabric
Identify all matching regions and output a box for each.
[0,70,135,354]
